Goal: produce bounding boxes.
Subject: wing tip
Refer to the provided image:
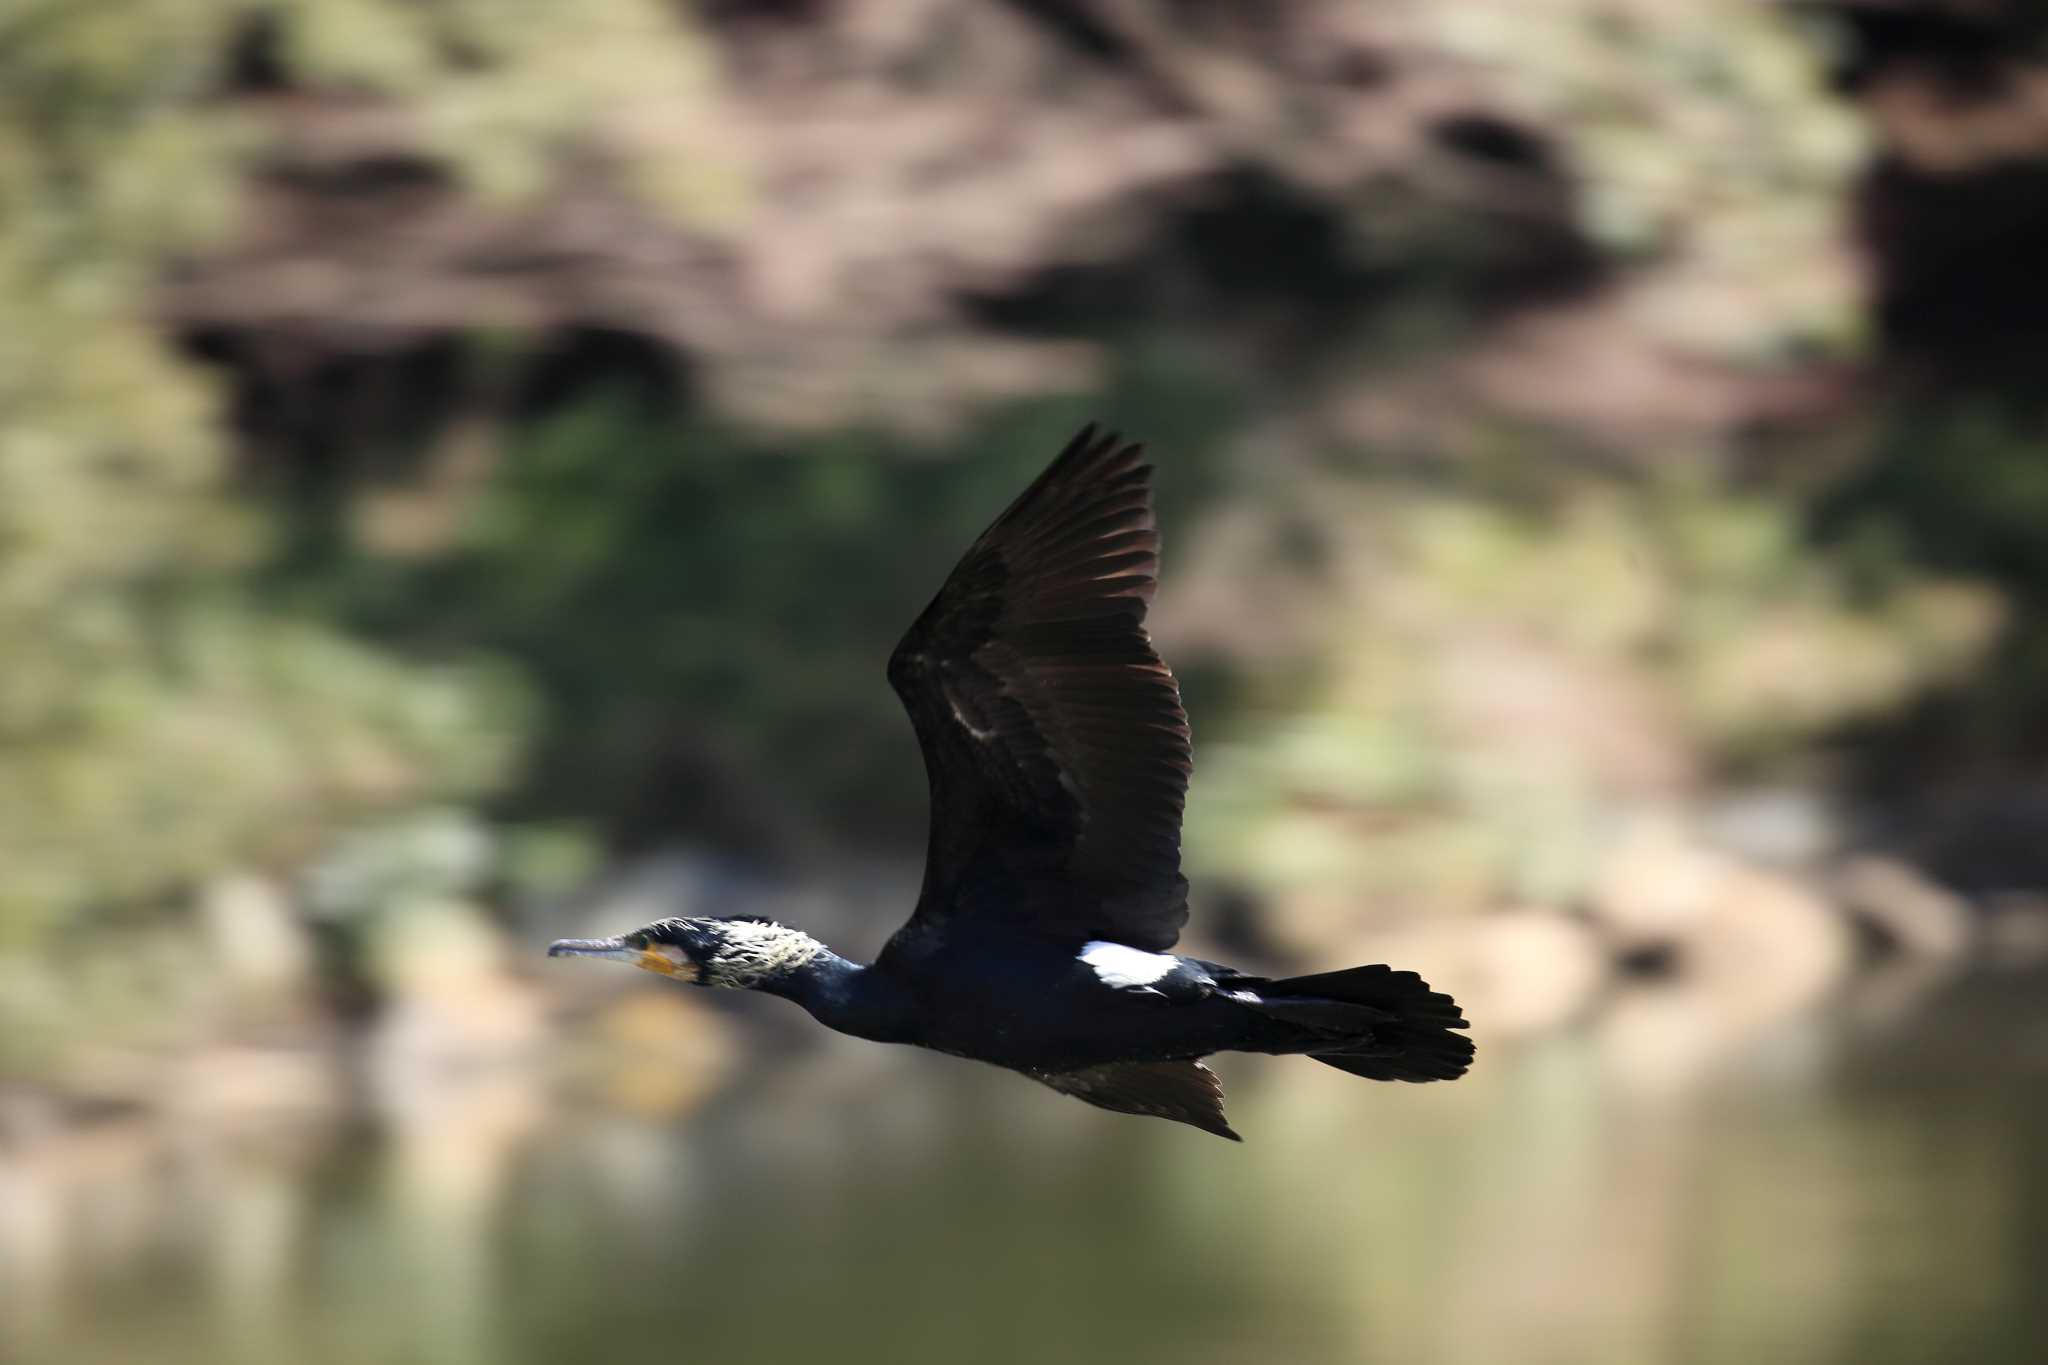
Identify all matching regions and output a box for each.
[1061,420,1145,470]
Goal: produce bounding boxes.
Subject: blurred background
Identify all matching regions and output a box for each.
[4,1,2048,1361]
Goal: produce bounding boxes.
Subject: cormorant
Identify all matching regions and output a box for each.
[550,426,1473,1139]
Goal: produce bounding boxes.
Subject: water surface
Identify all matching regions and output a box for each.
[4,970,2044,1365]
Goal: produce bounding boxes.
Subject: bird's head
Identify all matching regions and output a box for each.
[548,916,823,990]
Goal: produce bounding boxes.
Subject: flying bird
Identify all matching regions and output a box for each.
[550,426,1472,1139]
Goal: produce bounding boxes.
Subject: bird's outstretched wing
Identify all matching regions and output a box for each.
[883,425,1192,957]
[1035,1060,1239,1140]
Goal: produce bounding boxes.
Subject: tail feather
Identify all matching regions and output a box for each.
[1312,1033,1475,1083]
[1237,963,1474,1083]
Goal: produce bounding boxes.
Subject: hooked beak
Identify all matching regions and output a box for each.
[547,935,701,982]
[548,935,635,962]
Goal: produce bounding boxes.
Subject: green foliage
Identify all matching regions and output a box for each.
[1432,0,1868,360]
[1822,403,2048,591]
[1813,402,2048,764]
[0,0,2034,1034]
[0,3,525,946]
[1185,464,2002,910]
[275,0,734,212]
[284,342,1247,849]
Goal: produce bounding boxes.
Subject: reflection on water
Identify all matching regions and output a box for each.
[4,971,2044,1365]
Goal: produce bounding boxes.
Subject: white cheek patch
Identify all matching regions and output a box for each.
[706,921,823,989]
[1079,941,1178,990]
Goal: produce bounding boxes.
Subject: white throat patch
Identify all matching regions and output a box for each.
[704,920,824,989]
[1078,940,1177,990]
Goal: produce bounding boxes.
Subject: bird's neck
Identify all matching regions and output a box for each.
[756,945,913,1044]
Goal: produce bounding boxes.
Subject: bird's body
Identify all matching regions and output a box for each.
[551,426,1472,1140]
[883,937,1235,1070]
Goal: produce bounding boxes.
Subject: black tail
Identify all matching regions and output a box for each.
[1239,964,1474,1083]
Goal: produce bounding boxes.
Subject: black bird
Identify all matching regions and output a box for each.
[550,426,1472,1139]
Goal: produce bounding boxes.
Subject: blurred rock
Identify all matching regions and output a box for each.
[1432,630,1692,802]
[164,1047,346,1122]
[365,896,517,1004]
[364,899,548,1116]
[1685,867,1854,1018]
[198,873,315,997]
[1835,855,1975,960]
[1841,953,1964,1030]
[1587,812,1732,951]
[1703,788,1840,868]
[571,991,735,1119]
[1983,894,2048,969]
[0,1087,63,1149]
[1590,812,1857,1003]
[1589,831,1855,1095]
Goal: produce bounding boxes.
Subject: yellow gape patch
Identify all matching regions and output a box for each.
[636,945,696,981]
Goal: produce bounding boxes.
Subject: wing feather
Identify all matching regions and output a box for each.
[1035,1060,1239,1140]
[883,425,1192,956]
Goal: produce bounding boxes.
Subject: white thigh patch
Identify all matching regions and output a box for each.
[1078,941,1178,990]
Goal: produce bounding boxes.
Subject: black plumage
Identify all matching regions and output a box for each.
[883,426,1190,954]
[550,425,1473,1140]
